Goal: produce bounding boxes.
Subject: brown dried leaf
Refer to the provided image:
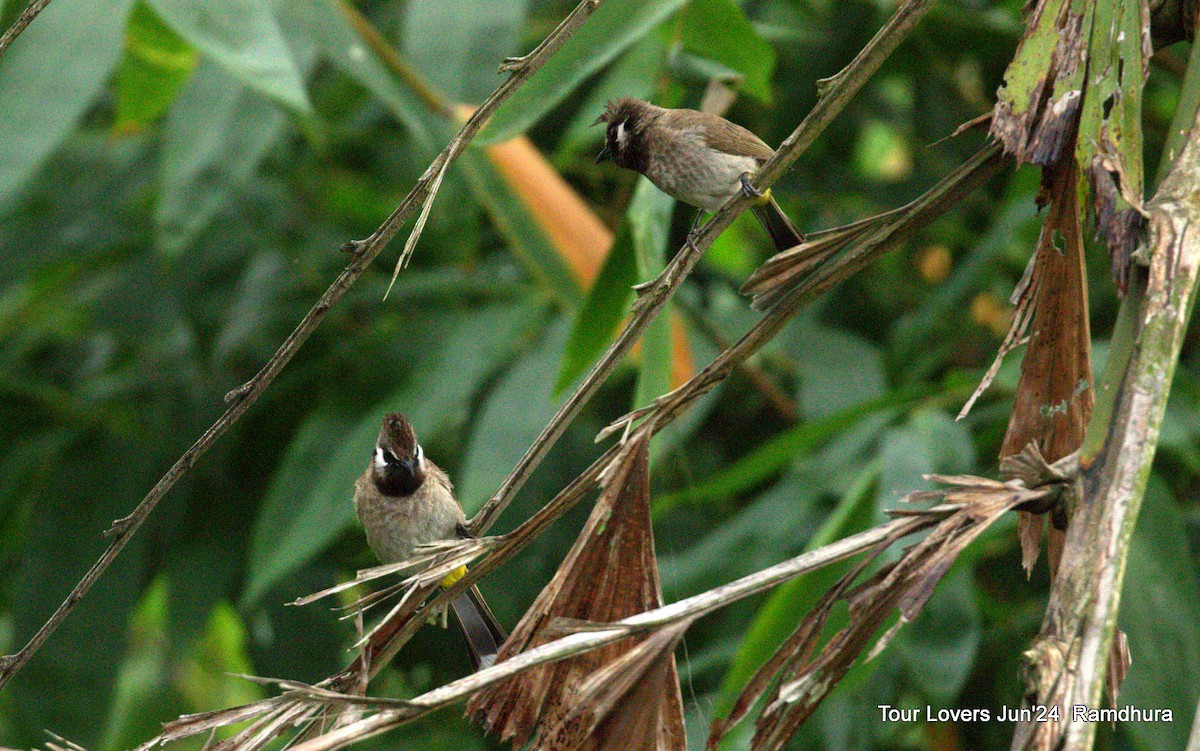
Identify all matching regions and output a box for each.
[539,620,691,751]
[743,481,1042,751]
[467,435,674,748]
[1001,157,1093,575]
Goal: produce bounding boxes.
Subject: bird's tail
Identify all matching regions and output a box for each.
[450,585,507,670]
[749,192,804,253]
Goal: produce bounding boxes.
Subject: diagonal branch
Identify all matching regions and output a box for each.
[0,0,52,58]
[468,0,940,535]
[0,0,611,691]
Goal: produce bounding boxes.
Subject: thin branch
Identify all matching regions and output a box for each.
[600,143,1005,444]
[469,0,940,535]
[0,0,52,58]
[285,509,951,751]
[0,0,611,691]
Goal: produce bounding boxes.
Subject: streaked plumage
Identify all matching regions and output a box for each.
[354,413,505,670]
[595,97,803,252]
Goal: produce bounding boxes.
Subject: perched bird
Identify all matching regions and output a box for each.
[354,413,506,670]
[594,97,804,253]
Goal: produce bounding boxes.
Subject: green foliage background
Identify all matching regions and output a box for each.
[0,0,1197,749]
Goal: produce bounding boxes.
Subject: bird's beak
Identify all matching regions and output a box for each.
[400,455,419,476]
[595,145,611,164]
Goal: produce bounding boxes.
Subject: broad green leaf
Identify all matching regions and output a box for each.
[682,0,775,103]
[456,149,582,306]
[555,224,637,393]
[241,301,542,607]
[113,2,198,134]
[711,464,878,726]
[8,437,147,748]
[278,0,437,150]
[155,61,290,255]
[877,409,975,505]
[403,0,530,104]
[789,321,886,421]
[629,178,676,411]
[147,0,311,113]
[894,565,981,703]
[457,317,569,511]
[558,31,667,153]
[0,0,135,208]
[477,0,689,145]
[1118,475,1200,751]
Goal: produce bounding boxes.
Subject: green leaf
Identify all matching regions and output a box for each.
[155,60,290,255]
[555,224,636,393]
[456,148,582,307]
[277,0,437,150]
[456,317,570,511]
[894,565,981,703]
[477,0,688,145]
[558,177,673,395]
[1117,475,1200,751]
[113,2,199,134]
[653,384,933,514]
[403,0,530,105]
[877,409,975,505]
[682,0,775,103]
[147,0,311,113]
[788,322,887,420]
[629,178,676,411]
[0,0,135,208]
[241,301,542,607]
[711,464,879,724]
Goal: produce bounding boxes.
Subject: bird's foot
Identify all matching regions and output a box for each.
[740,174,765,200]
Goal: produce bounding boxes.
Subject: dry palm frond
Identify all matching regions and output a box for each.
[468,435,683,748]
[711,448,1074,751]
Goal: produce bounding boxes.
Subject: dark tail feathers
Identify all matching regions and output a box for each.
[450,585,507,671]
[750,195,804,253]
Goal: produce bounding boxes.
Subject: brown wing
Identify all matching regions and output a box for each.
[694,111,774,160]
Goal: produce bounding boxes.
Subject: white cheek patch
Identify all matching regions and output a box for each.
[374,446,387,469]
[415,443,425,470]
[615,121,627,149]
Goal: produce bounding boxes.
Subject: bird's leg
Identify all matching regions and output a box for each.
[684,208,706,253]
[740,174,765,200]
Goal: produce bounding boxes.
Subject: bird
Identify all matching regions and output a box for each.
[353,412,506,670]
[593,97,804,254]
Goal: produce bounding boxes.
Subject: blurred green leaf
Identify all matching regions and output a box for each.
[155,61,290,255]
[655,384,933,513]
[477,0,688,145]
[242,301,543,607]
[1117,475,1200,751]
[457,317,569,511]
[630,179,676,411]
[894,564,981,703]
[789,322,886,421]
[712,464,879,728]
[113,2,199,134]
[147,0,311,113]
[555,225,636,393]
[877,409,975,506]
[278,0,437,149]
[456,149,582,306]
[682,0,775,103]
[558,31,666,153]
[558,177,673,395]
[403,0,530,105]
[0,0,135,208]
